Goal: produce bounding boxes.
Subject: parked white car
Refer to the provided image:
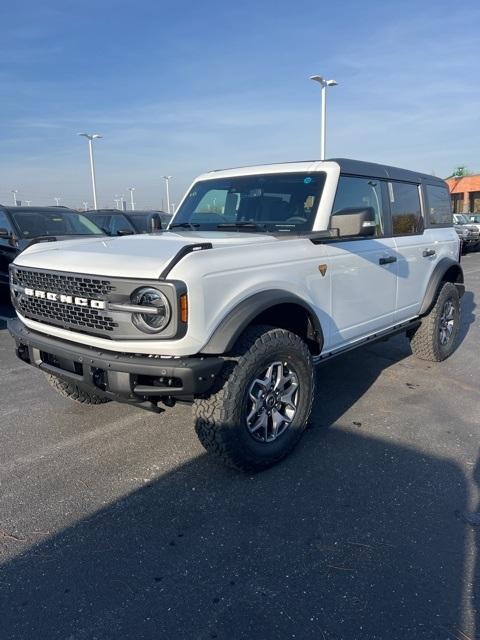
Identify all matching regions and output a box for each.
[8,159,464,470]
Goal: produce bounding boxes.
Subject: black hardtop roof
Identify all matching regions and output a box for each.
[210,158,446,186]
[330,158,446,186]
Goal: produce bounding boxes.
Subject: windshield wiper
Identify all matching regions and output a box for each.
[216,222,267,232]
[168,222,200,230]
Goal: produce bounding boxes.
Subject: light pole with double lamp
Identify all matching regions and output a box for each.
[162,176,173,214]
[78,133,102,209]
[128,187,135,211]
[309,75,338,160]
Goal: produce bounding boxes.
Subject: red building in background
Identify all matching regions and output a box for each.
[445,174,480,213]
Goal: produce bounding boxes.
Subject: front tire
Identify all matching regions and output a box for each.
[193,326,315,471]
[409,282,460,362]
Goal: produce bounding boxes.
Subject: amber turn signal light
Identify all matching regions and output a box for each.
[180,294,188,323]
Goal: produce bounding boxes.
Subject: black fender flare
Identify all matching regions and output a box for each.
[200,290,324,355]
[419,258,465,316]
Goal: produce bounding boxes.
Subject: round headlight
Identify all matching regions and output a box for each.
[131,287,171,333]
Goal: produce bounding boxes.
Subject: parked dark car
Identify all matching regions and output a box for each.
[453,213,480,253]
[84,209,172,236]
[0,206,105,286]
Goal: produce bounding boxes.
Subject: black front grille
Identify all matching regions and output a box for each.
[12,267,118,338]
[14,268,115,298]
[18,296,117,334]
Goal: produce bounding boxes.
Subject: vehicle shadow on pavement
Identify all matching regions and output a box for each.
[0,364,472,639]
[473,452,480,640]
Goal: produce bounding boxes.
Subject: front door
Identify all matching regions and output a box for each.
[321,175,398,349]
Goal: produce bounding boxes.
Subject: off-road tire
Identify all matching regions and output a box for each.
[409,282,460,362]
[193,325,315,471]
[46,374,110,405]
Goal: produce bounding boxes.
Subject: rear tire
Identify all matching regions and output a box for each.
[46,374,111,405]
[409,282,460,362]
[193,326,315,471]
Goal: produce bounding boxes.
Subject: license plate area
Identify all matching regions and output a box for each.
[40,351,83,375]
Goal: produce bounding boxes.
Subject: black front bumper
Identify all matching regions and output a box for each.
[8,318,223,405]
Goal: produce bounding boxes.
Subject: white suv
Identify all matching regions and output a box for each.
[8,159,464,470]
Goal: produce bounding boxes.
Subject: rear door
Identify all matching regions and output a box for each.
[325,175,398,348]
[390,181,437,321]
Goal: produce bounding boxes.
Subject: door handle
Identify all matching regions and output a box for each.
[422,249,436,257]
[379,256,397,265]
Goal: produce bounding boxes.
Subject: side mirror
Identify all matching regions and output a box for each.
[117,228,134,236]
[330,207,376,238]
[0,227,12,239]
[149,213,162,232]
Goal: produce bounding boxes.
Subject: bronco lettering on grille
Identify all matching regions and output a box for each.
[23,288,106,310]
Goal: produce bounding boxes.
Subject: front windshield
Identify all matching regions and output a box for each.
[12,210,104,238]
[171,172,326,233]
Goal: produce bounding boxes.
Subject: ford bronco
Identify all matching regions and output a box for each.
[8,159,464,470]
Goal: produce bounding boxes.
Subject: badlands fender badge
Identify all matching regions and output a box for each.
[318,264,328,277]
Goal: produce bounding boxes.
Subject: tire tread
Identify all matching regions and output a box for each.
[409,282,460,362]
[46,375,110,405]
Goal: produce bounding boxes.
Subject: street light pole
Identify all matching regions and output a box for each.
[25,200,31,206]
[128,187,135,211]
[11,190,18,206]
[82,201,88,211]
[54,197,61,206]
[309,75,338,160]
[78,133,102,209]
[162,176,173,214]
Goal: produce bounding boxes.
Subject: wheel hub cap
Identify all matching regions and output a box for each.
[246,361,299,443]
[439,299,455,345]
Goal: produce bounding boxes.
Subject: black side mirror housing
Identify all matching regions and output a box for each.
[330,207,376,238]
[117,228,135,236]
[0,227,12,239]
[149,213,162,232]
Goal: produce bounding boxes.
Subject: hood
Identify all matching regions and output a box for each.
[13,231,280,279]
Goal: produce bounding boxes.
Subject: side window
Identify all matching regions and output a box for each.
[425,184,452,226]
[0,212,14,238]
[332,176,386,236]
[89,214,109,231]
[110,215,133,234]
[389,182,423,235]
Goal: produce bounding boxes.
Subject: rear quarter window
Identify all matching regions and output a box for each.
[425,184,452,226]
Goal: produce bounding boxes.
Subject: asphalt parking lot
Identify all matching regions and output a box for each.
[0,254,479,640]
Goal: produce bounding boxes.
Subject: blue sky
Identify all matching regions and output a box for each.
[0,0,479,209]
